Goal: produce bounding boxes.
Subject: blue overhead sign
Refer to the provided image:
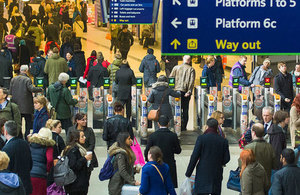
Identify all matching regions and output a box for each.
[110,0,153,24]
[162,0,300,55]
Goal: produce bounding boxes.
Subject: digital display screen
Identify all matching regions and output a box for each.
[200,77,207,87]
[297,77,300,87]
[70,78,77,88]
[264,78,271,86]
[169,77,175,87]
[136,78,143,88]
[103,77,110,88]
[37,78,43,87]
[233,78,239,86]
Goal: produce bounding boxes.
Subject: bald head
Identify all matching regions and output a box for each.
[251,123,264,138]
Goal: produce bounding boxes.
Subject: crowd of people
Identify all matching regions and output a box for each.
[0,1,299,195]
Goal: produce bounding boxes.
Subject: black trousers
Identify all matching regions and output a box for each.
[110,38,117,53]
[181,91,191,131]
[21,114,32,140]
[120,50,129,59]
[58,118,73,135]
[83,20,87,32]
[120,98,131,119]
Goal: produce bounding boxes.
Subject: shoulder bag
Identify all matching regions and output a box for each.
[151,164,164,183]
[147,90,167,121]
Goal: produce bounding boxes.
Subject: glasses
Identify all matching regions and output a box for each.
[80,118,87,121]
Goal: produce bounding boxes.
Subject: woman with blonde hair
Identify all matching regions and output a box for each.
[33,96,49,134]
[210,110,225,138]
[202,55,216,89]
[0,151,26,194]
[240,149,270,195]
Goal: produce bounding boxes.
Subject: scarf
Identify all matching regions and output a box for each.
[76,143,87,157]
[204,127,218,135]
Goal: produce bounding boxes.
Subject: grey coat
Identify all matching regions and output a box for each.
[147,81,181,121]
[9,73,43,114]
[108,142,136,195]
[249,65,273,86]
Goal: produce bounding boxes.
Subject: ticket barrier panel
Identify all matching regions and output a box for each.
[168,77,177,131]
[253,85,265,120]
[107,94,114,118]
[202,88,217,128]
[140,94,148,145]
[268,92,281,113]
[194,86,202,130]
[70,77,79,115]
[222,86,233,119]
[35,77,44,96]
[237,94,249,133]
[132,77,143,129]
[295,76,300,95]
[92,88,104,129]
[232,77,239,130]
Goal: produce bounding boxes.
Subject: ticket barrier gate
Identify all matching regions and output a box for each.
[263,78,281,113]
[35,77,44,96]
[295,76,300,95]
[132,77,143,129]
[92,77,111,128]
[236,92,249,133]
[168,77,181,136]
[140,94,148,144]
[222,86,233,120]
[253,85,265,120]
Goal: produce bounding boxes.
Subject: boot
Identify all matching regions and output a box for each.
[218,91,222,102]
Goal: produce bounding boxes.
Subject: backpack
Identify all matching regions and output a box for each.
[53,155,77,186]
[98,155,117,181]
[29,61,40,76]
[238,120,255,149]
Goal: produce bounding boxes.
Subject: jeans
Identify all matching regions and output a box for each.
[181,91,191,131]
[58,118,73,135]
[119,98,131,119]
[217,82,222,91]
[21,114,32,140]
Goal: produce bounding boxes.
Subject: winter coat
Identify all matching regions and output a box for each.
[83,56,97,88]
[73,50,86,77]
[10,73,43,114]
[28,136,55,178]
[64,146,89,194]
[87,62,109,88]
[103,115,134,149]
[2,137,33,194]
[67,59,76,77]
[117,31,134,51]
[0,101,22,137]
[214,56,224,83]
[202,64,216,88]
[60,42,73,59]
[110,24,121,39]
[33,107,49,134]
[229,61,251,91]
[108,143,136,195]
[24,35,36,57]
[290,106,300,148]
[274,72,293,110]
[44,24,60,42]
[47,81,78,119]
[107,58,122,84]
[70,37,82,50]
[44,53,68,84]
[185,129,230,195]
[271,164,300,195]
[73,20,84,38]
[67,125,98,169]
[115,64,136,100]
[144,128,181,188]
[18,45,30,65]
[23,4,32,20]
[52,132,65,159]
[249,65,273,86]
[139,54,160,87]
[0,53,13,87]
[267,124,286,169]
[30,56,48,87]
[0,171,26,195]
[61,29,72,44]
[170,63,195,94]
[240,162,270,195]
[147,81,181,121]
[139,161,176,195]
[243,139,277,181]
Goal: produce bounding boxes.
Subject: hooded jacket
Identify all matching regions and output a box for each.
[202,64,216,88]
[139,54,160,87]
[47,81,78,119]
[30,56,48,87]
[108,58,122,84]
[147,81,181,121]
[240,162,270,195]
[44,53,68,85]
[0,171,26,195]
[108,143,136,195]
[28,26,44,47]
[73,50,86,77]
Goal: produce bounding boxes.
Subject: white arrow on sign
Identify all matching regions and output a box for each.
[173,0,181,6]
[171,18,182,28]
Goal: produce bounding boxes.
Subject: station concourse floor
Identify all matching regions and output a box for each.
[76,24,240,195]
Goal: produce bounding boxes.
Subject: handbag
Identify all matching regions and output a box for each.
[47,182,66,195]
[130,137,145,166]
[148,90,167,121]
[227,167,241,192]
[105,33,112,40]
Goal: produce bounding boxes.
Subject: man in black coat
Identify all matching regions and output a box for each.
[73,44,86,78]
[117,25,134,59]
[0,49,13,87]
[115,60,136,118]
[185,118,230,195]
[271,148,300,195]
[144,116,181,188]
[44,18,60,43]
[2,120,33,195]
[274,62,293,112]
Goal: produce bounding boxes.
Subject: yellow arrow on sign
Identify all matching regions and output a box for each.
[171,39,181,50]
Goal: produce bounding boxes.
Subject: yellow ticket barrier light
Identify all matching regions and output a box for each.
[106,94,114,118]
[240,94,249,133]
[174,97,181,137]
[274,94,281,112]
